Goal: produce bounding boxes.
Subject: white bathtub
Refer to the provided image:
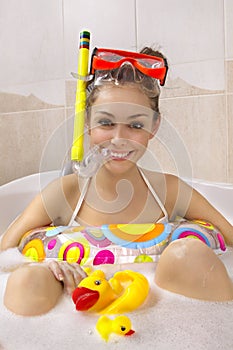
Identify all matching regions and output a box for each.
[0,171,233,235]
[0,171,233,350]
[0,171,60,234]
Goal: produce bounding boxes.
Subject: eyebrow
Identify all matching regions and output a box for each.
[94,111,149,119]
[127,113,149,119]
[94,111,115,118]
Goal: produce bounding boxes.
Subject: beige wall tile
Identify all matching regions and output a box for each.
[225,0,233,58]
[0,109,66,185]
[228,94,233,183]
[136,0,224,64]
[63,0,136,78]
[65,80,76,108]
[0,91,63,114]
[168,60,225,92]
[227,60,233,93]
[146,94,228,182]
[160,76,224,100]
[0,0,64,88]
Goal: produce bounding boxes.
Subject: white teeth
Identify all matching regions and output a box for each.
[111,151,130,158]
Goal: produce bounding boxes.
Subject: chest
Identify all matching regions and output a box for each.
[76,186,165,226]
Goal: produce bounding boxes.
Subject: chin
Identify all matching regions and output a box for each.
[103,159,136,175]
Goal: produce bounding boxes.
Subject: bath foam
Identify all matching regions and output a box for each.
[0,255,233,350]
[0,247,29,272]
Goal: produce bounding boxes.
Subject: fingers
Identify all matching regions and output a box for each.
[47,260,87,295]
[48,260,64,281]
[63,263,87,295]
[72,263,87,279]
[72,264,87,285]
[61,266,76,295]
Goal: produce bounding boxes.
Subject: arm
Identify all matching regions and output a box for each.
[0,175,86,294]
[0,175,78,251]
[184,186,233,246]
[1,189,53,251]
[167,175,233,246]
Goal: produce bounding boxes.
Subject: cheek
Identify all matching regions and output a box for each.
[132,131,151,147]
[89,128,112,145]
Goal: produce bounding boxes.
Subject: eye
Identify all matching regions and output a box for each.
[94,280,101,285]
[121,326,126,331]
[98,118,115,127]
[129,121,144,129]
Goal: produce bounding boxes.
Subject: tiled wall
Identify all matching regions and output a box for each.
[0,0,232,185]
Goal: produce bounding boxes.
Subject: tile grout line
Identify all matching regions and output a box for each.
[134,0,138,51]
[223,0,229,182]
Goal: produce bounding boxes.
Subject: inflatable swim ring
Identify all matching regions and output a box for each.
[18,220,226,265]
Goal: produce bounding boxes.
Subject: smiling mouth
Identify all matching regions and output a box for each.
[110,150,134,160]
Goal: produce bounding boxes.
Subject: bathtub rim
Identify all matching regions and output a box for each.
[0,171,232,235]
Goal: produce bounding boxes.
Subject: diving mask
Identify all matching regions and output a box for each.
[85,47,168,97]
[90,47,168,86]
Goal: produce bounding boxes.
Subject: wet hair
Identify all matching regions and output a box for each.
[138,47,167,114]
[86,47,167,120]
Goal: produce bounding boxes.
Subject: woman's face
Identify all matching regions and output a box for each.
[88,85,160,174]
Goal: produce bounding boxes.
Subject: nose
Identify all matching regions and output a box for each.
[116,61,137,82]
[111,124,128,147]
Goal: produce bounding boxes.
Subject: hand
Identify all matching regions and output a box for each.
[47,260,87,295]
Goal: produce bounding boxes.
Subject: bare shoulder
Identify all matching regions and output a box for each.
[164,173,191,192]
[60,173,80,195]
[141,169,193,219]
[141,169,185,196]
[39,173,81,224]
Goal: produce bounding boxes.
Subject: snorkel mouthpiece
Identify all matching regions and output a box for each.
[72,146,110,177]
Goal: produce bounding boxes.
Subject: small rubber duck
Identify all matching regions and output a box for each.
[96,315,135,342]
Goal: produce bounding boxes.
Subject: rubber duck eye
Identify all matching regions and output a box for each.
[121,326,126,331]
[94,280,101,285]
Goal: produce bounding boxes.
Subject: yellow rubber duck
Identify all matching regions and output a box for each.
[96,315,135,342]
[72,269,149,314]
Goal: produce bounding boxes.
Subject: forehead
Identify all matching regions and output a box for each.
[90,85,154,119]
[90,102,154,120]
[92,84,152,108]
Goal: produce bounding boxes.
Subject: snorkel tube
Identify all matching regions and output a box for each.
[70,31,110,177]
[71,30,90,163]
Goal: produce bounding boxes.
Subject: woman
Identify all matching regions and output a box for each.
[1,47,233,316]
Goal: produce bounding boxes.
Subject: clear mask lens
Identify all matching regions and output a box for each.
[99,51,123,63]
[92,62,160,97]
[98,52,163,70]
[137,58,163,69]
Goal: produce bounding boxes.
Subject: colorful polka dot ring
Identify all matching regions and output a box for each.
[170,219,226,252]
[18,220,226,265]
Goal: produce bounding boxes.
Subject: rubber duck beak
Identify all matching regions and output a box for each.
[125,329,135,336]
[72,287,99,311]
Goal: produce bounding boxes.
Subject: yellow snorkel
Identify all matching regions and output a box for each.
[69,30,110,177]
[71,30,90,163]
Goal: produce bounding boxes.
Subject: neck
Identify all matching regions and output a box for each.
[84,164,149,220]
[86,164,144,206]
[94,163,141,189]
